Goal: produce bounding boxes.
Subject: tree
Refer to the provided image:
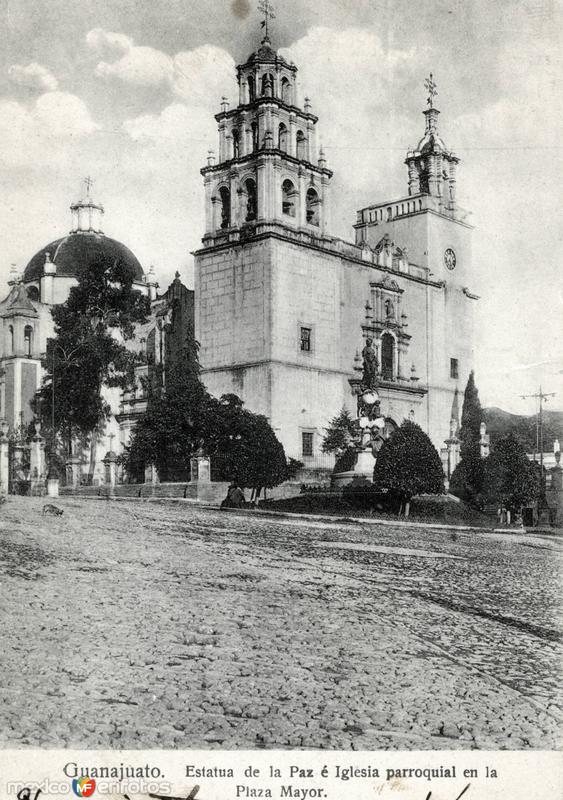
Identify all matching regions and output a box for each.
[207,394,292,499]
[125,333,294,495]
[372,420,444,515]
[321,408,356,457]
[481,433,540,515]
[124,324,206,482]
[450,370,485,505]
[34,254,149,478]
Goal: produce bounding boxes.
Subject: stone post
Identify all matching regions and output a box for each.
[65,454,82,490]
[0,420,9,496]
[190,454,211,483]
[145,463,159,485]
[103,450,118,493]
[29,420,45,496]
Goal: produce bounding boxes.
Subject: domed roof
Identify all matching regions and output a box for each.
[23,232,145,283]
[417,132,447,154]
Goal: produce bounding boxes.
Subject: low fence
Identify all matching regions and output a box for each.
[60,480,230,504]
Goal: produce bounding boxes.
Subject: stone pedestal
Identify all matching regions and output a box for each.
[354,447,377,478]
[46,477,59,497]
[0,422,9,496]
[30,423,46,496]
[103,451,118,492]
[190,455,211,482]
[145,463,159,485]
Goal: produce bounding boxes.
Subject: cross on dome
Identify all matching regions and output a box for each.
[84,175,94,197]
[258,0,276,43]
[424,73,438,109]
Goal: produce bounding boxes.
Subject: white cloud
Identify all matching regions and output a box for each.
[96,46,173,87]
[0,92,98,168]
[86,28,132,56]
[87,27,172,88]
[172,45,236,106]
[86,28,236,101]
[8,62,58,92]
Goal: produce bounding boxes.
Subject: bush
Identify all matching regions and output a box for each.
[372,420,444,512]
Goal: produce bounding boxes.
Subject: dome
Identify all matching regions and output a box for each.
[23,232,145,283]
[417,132,447,154]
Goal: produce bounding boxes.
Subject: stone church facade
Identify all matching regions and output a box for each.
[194,36,478,467]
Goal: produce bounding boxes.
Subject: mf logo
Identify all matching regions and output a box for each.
[72,778,96,798]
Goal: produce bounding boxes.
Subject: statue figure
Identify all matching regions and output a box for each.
[362,338,379,388]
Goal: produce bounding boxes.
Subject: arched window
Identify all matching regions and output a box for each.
[8,325,14,355]
[251,121,258,151]
[247,75,255,102]
[281,77,291,104]
[306,187,319,226]
[24,325,33,357]
[296,130,307,160]
[278,122,288,152]
[232,129,240,159]
[219,186,231,229]
[261,73,274,96]
[381,333,394,380]
[27,285,39,302]
[244,179,257,222]
[282,179,296,217]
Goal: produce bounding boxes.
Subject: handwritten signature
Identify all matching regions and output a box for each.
[425,785,470,800]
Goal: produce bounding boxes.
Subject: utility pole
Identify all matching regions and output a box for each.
[521,386,556,517]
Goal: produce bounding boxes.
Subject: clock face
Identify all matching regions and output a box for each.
[444,248,457,270]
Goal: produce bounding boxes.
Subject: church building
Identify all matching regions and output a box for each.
[194,30,478,468]
[0,183,193,485]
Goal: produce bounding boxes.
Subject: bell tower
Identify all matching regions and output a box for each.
[404,74,460,217]
[201,8,332,242]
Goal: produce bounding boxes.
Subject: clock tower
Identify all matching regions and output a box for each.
[353,75,477,456]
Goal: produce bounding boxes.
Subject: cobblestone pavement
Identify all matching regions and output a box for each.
[0,497,562,750]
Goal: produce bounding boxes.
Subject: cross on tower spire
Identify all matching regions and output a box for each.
[258,0,276,43]
[424,73,438,109]
[84,175,94,198]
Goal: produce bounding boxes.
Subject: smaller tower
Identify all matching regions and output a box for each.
[404,74,459,217]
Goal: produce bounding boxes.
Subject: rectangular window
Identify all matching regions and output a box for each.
[450,358,459,379]
[300,326,312,352]
[302,432,314,457]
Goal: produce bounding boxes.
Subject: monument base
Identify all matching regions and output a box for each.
[331,447,376,489]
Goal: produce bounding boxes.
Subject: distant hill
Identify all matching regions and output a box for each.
[483,407,563,453]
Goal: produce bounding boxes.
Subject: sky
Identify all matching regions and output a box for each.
[0,0,561,415]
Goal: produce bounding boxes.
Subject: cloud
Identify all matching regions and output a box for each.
[87,27,172,88]
[86,28,235,100]
[8,62,58,92]
[172,45,236,106]
[86,28,133,56]
[0,91,98,168]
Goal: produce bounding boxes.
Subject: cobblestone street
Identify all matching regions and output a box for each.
[0,497,561,750]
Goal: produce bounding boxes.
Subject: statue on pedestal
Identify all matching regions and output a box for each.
[361,338,379,389]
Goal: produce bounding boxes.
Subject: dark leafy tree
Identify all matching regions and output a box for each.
[34,254,149,477]
[481,433,541,514]
[372,420,444,515]
[450,370,485,505]
[124,323,206,481]
[207,394,292,499]
[125,334,294,495]
[322,408,357,456]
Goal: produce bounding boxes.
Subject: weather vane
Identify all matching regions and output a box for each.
[424,73,438,108]
[258,0,276,41]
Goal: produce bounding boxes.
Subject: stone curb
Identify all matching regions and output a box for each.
[52,493,563,536]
